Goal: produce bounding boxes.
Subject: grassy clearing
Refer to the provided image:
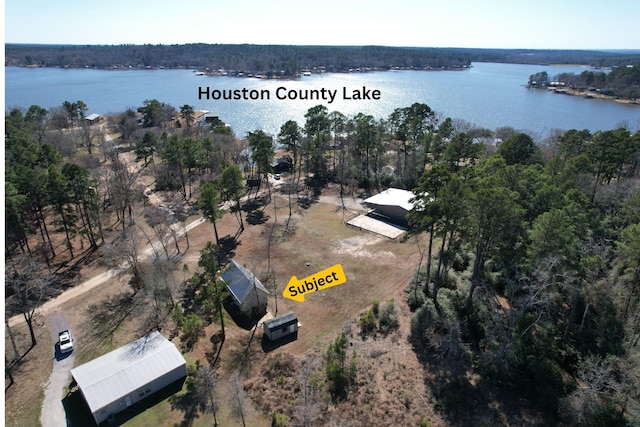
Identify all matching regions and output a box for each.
[5,192,427,427]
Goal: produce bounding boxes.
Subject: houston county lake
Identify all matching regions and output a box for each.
[5,62,640,138]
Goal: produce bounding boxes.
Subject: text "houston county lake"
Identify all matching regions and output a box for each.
[198,86,381,104]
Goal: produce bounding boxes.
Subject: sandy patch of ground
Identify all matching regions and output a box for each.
[332,235,396,259]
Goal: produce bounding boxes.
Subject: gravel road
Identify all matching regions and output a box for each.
[41,311,76,427]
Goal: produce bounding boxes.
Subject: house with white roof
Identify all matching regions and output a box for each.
[363,188,416,225]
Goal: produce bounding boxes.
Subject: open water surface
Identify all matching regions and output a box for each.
[5,62,640,137]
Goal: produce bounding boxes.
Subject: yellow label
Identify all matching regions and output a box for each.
[283,264,347,302]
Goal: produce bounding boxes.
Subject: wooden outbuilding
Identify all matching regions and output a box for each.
[221,260,270,315]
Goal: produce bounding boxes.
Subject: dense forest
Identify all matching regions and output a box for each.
[5,97,640,425]
[529,65,640,99]
[6,43,640,76]
[5,44,472,75]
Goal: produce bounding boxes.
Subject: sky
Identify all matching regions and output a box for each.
[4,0,640,50]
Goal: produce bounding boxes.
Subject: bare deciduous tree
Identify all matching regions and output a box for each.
[106,152,143,232]
[293,356,322,427]
[192,362,220,426]
[229,370,248,427]
[102,227,146,291]
[5,254,57,347]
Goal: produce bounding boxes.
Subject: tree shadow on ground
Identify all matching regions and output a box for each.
[218,235,239,265]
[412,338,552,426]
[84,291,139,347]
[223,327,264,377]
[261,331,298,353]
[245,209,270,225]
[298,195,319,209]
[222,296,266,331]
[241,195,270,212]
[64,377,187,426]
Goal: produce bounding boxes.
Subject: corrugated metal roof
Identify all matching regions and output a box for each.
[363,188,416,212]
[221,260,270,305]
[264,311,297,331]
[70,331,186,414]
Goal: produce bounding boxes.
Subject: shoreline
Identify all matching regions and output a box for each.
[527,85,640,105]
[551,87,640,105]
[4,63,470,79]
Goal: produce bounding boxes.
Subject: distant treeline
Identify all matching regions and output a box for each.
[5,44,471,75]
[529,65,640,99]
[465,47,640,67]
[6,43,640,76]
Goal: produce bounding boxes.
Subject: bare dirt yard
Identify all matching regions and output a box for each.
[5,184,445,426]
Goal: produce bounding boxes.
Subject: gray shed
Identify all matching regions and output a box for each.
[221,260,270,315]
[70,331,186,425]
[263,312,298,341]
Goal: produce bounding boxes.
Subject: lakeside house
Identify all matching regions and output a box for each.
[363,188,416,226]
[85,113,101,124]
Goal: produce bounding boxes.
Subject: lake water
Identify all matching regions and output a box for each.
[5,63,640,138]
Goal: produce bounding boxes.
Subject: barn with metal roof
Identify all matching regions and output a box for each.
[70,331,187,425]
[221,260,270,315]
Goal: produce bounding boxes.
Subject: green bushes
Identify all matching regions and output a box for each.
[358,299,400,338]
[358,309,377,335]
[325,333,357,399]
[271,411,289,427]
[379,300,400,335]
[181,313,203,349]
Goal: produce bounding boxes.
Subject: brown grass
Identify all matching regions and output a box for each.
[5,183,444,427]
[5,318,51,427]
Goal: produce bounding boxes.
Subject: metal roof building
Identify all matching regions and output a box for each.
[221,260,270,315]
[263,311,298,341]
[70,331,187,425]
[363,188,416,225]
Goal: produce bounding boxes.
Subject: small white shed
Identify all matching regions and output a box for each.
[263,312,299,341]
[70,331,186,425]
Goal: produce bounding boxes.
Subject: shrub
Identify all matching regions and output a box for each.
[181,313,203,348]
[407,287,426,311]
[326,333,356,399]
[371,300,380,316]
[379,299,400,335]
[271,412,289,427]
[172,303,184,327]
[411,301,437,344]
[359,309,377,336]
[265,352,296,380]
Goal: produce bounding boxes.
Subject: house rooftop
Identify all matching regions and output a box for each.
[263,312,297,331]
[221,260,270,305]
[70,331,186,415]
[363,188,415,212]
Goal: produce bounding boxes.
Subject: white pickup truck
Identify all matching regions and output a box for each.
[58,330,74,354]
